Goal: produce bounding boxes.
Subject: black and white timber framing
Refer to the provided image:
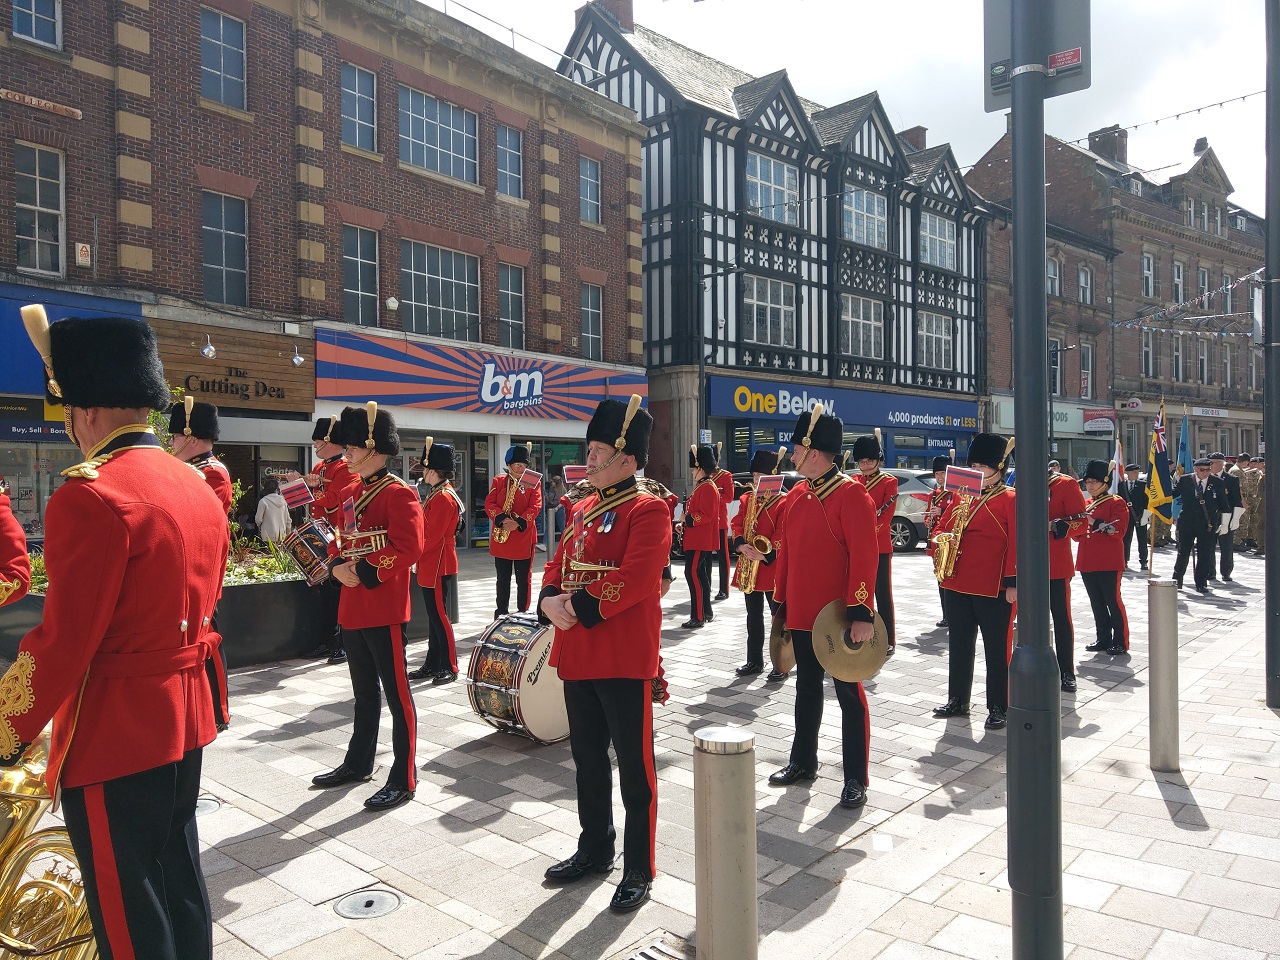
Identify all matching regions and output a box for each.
[559,3,986,395]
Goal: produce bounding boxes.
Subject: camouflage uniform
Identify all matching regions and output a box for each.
[1239,467,1263,550]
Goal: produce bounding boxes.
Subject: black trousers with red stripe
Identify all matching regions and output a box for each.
[1050,577,1075,677]
[744,590,780,666]
[342,623,418,791]
[876,553,895,649]
[717,529,730,592]
[420,577,458,674]
[1081,570,1130,650]
[563,678,657,880]
[494,556,533,615]
[61,749,211,960]
[789,629,870,785]
[684,549,713,622]
[317,576,345,655]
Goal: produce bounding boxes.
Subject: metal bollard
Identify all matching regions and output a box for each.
[694,726,757,960]
[1148,578,1180,772]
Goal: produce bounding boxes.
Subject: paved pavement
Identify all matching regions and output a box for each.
[182,542,1280,960]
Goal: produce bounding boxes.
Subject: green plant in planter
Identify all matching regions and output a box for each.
[224,537,305,586]
[27,553,46,595]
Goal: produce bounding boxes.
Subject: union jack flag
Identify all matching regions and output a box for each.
[1147,402,1174,523]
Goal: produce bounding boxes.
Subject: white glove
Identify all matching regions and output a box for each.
[1139,510,1151,527]
[1217,518,1230,536]
[1230,506,1245,532]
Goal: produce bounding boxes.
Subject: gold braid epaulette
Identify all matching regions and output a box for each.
[0,579,18,606]
[60,455,111,480]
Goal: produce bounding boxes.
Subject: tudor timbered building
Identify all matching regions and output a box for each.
[561,0,987,487]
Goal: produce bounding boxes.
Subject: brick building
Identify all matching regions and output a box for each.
[968,124,1265,472]
[1,0,645,547]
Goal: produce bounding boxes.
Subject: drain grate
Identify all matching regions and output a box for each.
[195,796,221,816]
[333,888,402,919]
[607,930,693,960]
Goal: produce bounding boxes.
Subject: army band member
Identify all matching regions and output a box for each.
[1048,461,1088,692]
[679,444,721,629]
[2,310,229,959]
[709,446,735,600]
[312,405,424,811]
[539,396,668,913]
[169,397,233,728]
[731,448,786,678]
[409,438,464,683]
[1210,452,1242,582]
[770,406,878,810]
[486,444,543,618]
[932,433,1017,730]
[1172,458,1229,593]
[924,454,954,627]
[1073,461,1130,656]
[0,484,30,608]
[288,417,361,664]
[853,432,898,657]
[1120,464,1149,570]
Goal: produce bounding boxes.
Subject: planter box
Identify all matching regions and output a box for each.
[0,581,431,669]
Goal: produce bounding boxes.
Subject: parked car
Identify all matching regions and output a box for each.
[883,468,935,551]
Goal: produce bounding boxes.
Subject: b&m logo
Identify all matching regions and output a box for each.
[480,362,545,411]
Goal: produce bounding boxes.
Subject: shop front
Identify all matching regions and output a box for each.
[990,394,1115,477]
[1115,399,1262,467]
[315,325,646,549]
[705,375,980,472]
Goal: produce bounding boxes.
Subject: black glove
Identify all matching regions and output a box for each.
[1051,519,1069,539]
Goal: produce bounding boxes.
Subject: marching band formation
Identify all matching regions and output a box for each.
[0,309,1264,957]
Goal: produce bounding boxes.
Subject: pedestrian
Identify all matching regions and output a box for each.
[539,395,667,913]
[678,444,720,629]
[1171,458,1229,593]
[255,477,292,544]
[1209,452,1241,581]
[1119,464,1149,570]
[1073,461,1130,656]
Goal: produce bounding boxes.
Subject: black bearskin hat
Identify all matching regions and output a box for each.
[689,444,718,472]
[312,416,345,445]
[851,434,882,462]
[424,437,454,473]
[585,395,652,467]
[967,433,1011,470]
[932,454,953,472]
[169,400,220,441]
[1083,459,1112,484]
[505,444,531,466]
[750,449,780,474]
[792,407,843,456]
[42,315,170,410]
[338,404,400,457]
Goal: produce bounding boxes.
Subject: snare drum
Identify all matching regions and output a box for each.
[466,614,568,744]
[280,517,334,586]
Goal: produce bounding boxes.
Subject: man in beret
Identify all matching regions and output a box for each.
[486,443,543,619]
[1120,464,1149,570]
[1209,452,1243,581]
[2,307,229,960]
[1172,458,1229,592]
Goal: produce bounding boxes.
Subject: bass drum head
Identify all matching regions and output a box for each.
[513,626,568,744]
[465,615,568,745]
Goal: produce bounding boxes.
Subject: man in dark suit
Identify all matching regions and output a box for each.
[1119,464,1149,570]
[1209,452,1242,582]
[1172,458,1229,593]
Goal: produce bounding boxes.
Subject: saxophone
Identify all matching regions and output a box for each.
[733,486,773,594]
[492,471,520,544]
[932,492,974,582]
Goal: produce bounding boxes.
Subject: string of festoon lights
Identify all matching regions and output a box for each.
[1113,268,1264,337]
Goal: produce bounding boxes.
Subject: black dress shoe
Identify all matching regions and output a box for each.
[327,650,347,665]
[932,698,970,718]
[304,644,330,659]
[609,869,651,913]
[364,785,414,811]
[984,706,1007,730]
[680,619,704,630]
[839,778,867,809]
[884,644,896,659]
[705,613,715,623]
[1195,585,1209,594]
[544,850,615,884]
[216,721,230,733]
[768,762,818,786]
[714,591,729,602]
[765,669,788,682]
[312,765,374,788]
[735,662,764,676]
[1105,645,1127,656]
[1174,580,1184,589]
[1061,674,1077,693]
[407,664,434,680]
[1084,642,1107,652]
[1223,576,1233,582]
[936,619,949,628]
[432,671,458,685]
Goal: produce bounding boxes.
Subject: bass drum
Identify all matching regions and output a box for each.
[466,614,568,745]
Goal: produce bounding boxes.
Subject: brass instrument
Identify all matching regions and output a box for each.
[492,473,521,544]
[811,600,890,683]
[563,559,617,593]
[0,733,96,959]
[734,446,785,594]
[931,492,974,582]
[339,528,388,559]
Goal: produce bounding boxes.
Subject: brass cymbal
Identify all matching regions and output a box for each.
[810,599,889,683]
[768,609,795,675]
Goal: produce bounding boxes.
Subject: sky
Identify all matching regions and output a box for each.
[422,0,1267,212]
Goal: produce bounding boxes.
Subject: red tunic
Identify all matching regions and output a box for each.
[542,476,671,680]
[486,472,543,560]
[191,452,233,517]
[681,478,722,551]
[0,493,30,607]
[417,481,463,587]
[937,485,1018,598]
[0,429,228,791]
[1048,472,1088,579]
[774,468,878,631]
[1072,492,1129,573]
[730,489,786,594]
[712,468,735,533]
[334,470,424,630]
[310,455,360,528]
[856,469,899,555]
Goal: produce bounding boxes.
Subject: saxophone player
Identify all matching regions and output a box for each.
[932,433,1017,731]
[924,453,954,628]
[731,448,787,678]
[486,443,543,618]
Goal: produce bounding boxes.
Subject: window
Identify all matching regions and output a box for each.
[1078,264,1093,305]
[580,283,602,361]
[1142,329,1155,377]
[398,87,478,183]
[1197,267,1210,298]
[14,143,63,275]
[12,0,59,47]
[742,275,796,348]
[201,192,247,305]
[1251,349,1258,390]
[1046,257,1059,297]
[200,8,245,110]
[1198,338,1209,384]
[1080,342,1094,399]
[1223,273,1232,313]
[920,213,957,271]
[1201,202,1210,232]
[746,152,799,226]
[1173,261,1184,303]
[1172,335,1183,382]
[1219,429,1231,457]
[399,241,479,341]
[1223,343,1234,388]
[917,312,953,370]
[1216,208,1223,237]
[341,63,376,151]
[1236,215,1248,231]
[1128,178,1142,196]
[842,187,887,249]
[1125,423,1141,466]
[1142,254,1154,298]
[1049,337,1063,396]
[496,124,523,199]
[342,226,378,326]
[839,294,884,358]
[1187,200,1196,227]
[498,264,524,349]
[579,156,601,224]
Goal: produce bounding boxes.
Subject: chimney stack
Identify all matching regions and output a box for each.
[1193,136,1209,157]
[899,125,927,152]
[1087,124,1128,164]
[591,0,634,32]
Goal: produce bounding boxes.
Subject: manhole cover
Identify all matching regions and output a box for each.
[334,888,402,919]
[195,796,221,816]
[607,930,693,960]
